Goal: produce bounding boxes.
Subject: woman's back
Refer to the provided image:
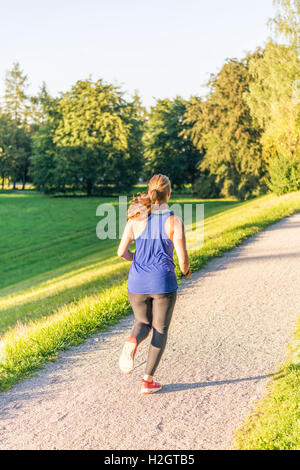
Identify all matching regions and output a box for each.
[127,210,178,294]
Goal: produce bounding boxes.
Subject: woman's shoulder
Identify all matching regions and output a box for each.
[165,213,183,226]
[131,215,148,239]
[164,213,184,241]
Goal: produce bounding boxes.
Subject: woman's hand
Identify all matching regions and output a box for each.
[180,268,191,280]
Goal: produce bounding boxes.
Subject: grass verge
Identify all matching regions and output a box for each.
[0,283,131,390]
[233,319,300,450]
[0,192,300,392]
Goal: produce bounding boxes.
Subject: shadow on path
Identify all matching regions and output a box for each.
[159,373,274,394]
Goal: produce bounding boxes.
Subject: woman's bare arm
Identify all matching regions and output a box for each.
[117,221,134,261]
[166,215,191,277]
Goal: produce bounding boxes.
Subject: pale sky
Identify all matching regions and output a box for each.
[0,0,275,108]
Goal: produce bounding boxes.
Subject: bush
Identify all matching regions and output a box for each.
[191,173,220,198]
[268,153,300,195]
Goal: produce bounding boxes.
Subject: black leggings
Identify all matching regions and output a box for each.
[128,290,177,376]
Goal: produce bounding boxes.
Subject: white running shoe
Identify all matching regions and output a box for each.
[119,336,138,374]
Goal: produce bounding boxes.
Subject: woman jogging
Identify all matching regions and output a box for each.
[117,174,191,394]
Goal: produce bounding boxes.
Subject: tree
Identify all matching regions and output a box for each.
[143,97,202,188]
[245,42,299,160]
[184,55,265,199]
[31,79,144,195]
[31,121,61,193]
[0,118,11,189]
[240,0,300,195]
[0,115,30,189]
[11,124,31,190]
[30,82,54,126]
[2,63,33,189]
[269,0,300,50]
[30,89,76,193]
[108,92,145,190]
[245,0,300,194]
[4,62,30,123]
[183,96,220,198]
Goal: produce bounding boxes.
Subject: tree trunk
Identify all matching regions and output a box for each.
[22,167,28,190]
[13,181,16,190]
[86,179,93,197]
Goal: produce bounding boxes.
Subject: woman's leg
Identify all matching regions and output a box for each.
[128,291,153,345]
[144,291,177,377]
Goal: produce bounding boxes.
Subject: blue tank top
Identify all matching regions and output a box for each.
[127,210,178,294]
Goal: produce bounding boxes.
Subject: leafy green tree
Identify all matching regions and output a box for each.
[0,115,30,189]
[245,42,299,161]
[2,63,33,189]
[30,82,54,126]
[4,62,30,123]
[30,122,58,193]
[31,79,144,195]
[30,91,74,193]
[269,0,300,50]
[268,152,300,194]
[54,79,143,195]
[11,124,31,189]
[183,96,220,198]
[0,117,11,189]
[107,92,145,190]
[143,97,202,187]
[184,55,264,199]
[244,1,300,194]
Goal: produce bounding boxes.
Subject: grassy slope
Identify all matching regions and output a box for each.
[0,191,300,427]
[0,193,239,334]
[234,320,300,450]
[0,193,119,290]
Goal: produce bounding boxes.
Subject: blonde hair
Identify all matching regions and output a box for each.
[127,174,171,220]
[148,174,171,204]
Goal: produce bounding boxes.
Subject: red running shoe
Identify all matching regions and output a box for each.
[140,379,162,394]
[119,336,137,374]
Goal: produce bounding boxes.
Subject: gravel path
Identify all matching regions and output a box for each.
[1,214,300,450]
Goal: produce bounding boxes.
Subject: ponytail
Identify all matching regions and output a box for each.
[127,193,151,220]
[127,174,171,220]
[149,188,163,204]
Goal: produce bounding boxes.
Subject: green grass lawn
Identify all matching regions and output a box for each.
[0,193,240,335]
[0,189,300,432]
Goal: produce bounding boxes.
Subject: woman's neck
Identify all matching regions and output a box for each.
[151,202,170,214]
[152,201,169,210]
